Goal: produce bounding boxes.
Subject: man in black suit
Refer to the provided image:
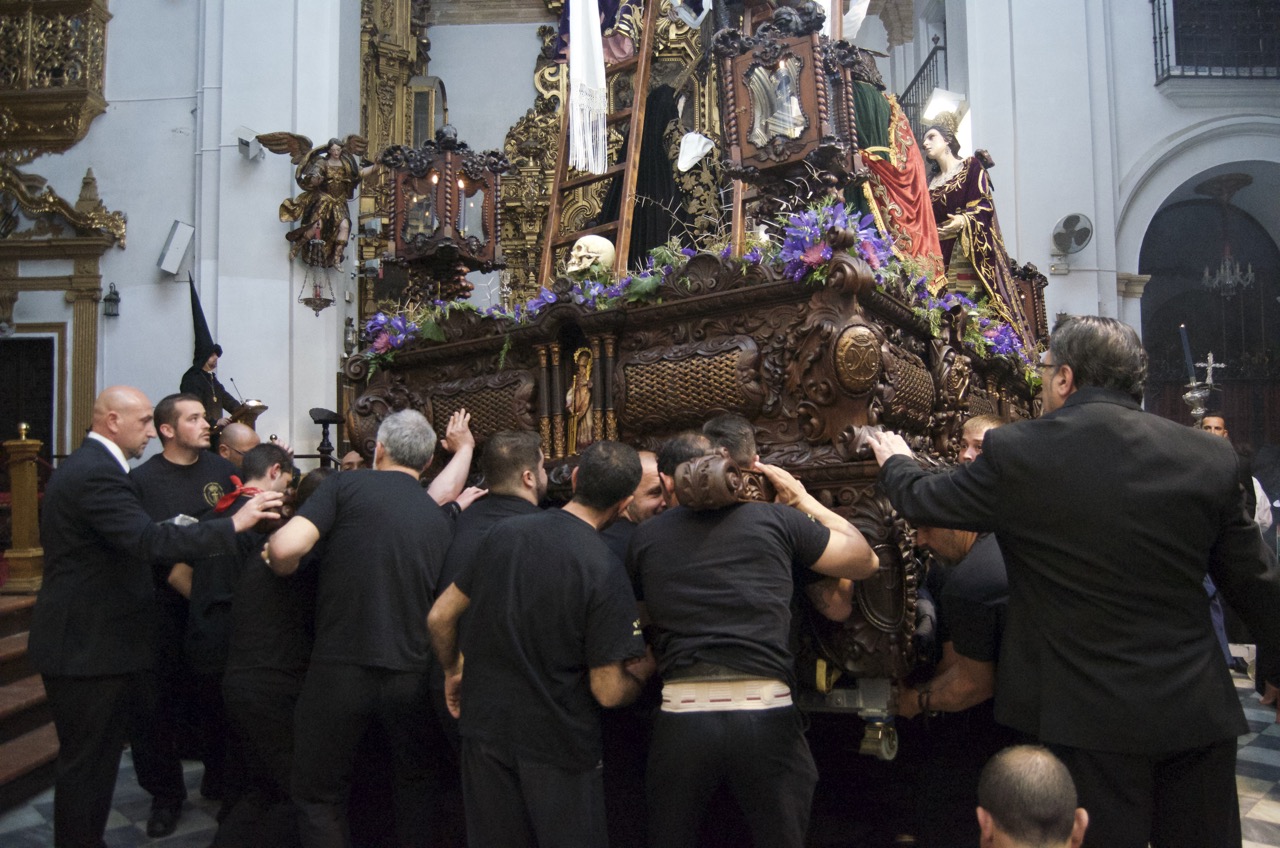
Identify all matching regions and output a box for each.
[28,385,283,848]
[868,315,1280,848]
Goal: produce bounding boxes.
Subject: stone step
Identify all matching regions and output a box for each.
[0,674,49,747]
[0,632,32,686]
[0,596,35,639]
[0,723,58,815]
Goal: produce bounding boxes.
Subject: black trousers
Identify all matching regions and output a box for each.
[646,707,819,848]
[1051,737,1241,848]
[129,601,192,810]
[291,663,446,848]
[217,677,303,848]
[43,671,183,848]
[460,737,608,848]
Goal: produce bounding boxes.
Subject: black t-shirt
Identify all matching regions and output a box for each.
[937,533,1007,664]
[298,469,452,671]
[626,502,830,688]
[599,516,637,566]
[438,494,542,590]
[456,509,644,770]
[223,546,319,694]
[185,496,264,674]
[132,451,238,602]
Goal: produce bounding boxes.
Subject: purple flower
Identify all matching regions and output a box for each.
[681,247,697,257]
[719,244,732,258]
[364,312,390,336]
[603,279,630,299]
[744,247,763,264]
[570,280,606,309]
[525,287,557,316]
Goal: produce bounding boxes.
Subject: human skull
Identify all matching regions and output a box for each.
[565,235,616,276]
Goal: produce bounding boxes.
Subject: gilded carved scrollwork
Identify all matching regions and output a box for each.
[0,163,125,245]
[0,0,109,154]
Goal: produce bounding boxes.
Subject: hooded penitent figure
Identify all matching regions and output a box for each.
[179,277,241,428]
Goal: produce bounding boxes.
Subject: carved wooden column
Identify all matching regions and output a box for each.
[550,344,566,459]
[3,426,44,593]
[535,343,552,458]
[603,335,618,440]
[589,337,603,446]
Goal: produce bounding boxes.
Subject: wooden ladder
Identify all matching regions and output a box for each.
[538,0,659,283]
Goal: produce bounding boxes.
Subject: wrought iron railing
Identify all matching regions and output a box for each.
[1151,0,1280,83]
[900,40,946,148]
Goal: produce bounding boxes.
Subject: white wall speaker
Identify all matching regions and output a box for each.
[158,221,195,274]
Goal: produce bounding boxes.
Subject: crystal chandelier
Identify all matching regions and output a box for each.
[1196,172,1255,299]
[1201,251,1254,298]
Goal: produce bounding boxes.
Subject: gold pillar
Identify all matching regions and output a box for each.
[66,284,101,441]
[3,426,45,593]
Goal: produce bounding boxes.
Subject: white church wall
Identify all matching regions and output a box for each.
[18,0,204,450]
[15,0,360,457]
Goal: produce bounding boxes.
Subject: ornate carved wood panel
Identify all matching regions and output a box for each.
[342,238,1035,691]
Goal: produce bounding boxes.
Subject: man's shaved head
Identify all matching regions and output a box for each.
[91,386,156,459]
[218,423,262,469]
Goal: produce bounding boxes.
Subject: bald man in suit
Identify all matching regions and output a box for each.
[29,386,282,847]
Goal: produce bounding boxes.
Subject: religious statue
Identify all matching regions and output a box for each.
[565,347,595,454]
[257,133,380,268]
[838,47,946,292]
[922,118,1034,350]
[565,234,616,278]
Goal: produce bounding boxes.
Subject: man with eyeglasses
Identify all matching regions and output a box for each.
[868,315,1280,848]
[217,422,261,471]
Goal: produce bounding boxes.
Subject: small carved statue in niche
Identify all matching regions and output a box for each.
[565,234,616,278]
[565,347,594,453]
[258,133,381,268]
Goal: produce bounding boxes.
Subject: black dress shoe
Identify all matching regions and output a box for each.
[146,805,181,838]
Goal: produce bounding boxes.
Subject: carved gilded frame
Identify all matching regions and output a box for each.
[0,165,126,442]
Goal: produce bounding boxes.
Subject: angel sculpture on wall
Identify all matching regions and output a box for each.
[257,132,380,267]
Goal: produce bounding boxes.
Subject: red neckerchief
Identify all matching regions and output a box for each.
[215,475,262,513]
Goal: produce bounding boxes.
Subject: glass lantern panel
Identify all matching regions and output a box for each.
[746,55,807,148]
[459,186,487,244]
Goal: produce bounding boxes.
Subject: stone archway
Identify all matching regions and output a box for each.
[1136,167,1280,456]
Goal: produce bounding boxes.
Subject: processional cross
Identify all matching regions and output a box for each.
[1196,352,1226,387]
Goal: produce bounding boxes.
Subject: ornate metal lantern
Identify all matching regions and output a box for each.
[711,8,858,235]
[381,126,510,299]
[713,9,846,181]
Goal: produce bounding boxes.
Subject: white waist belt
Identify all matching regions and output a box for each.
[660,679,793,713]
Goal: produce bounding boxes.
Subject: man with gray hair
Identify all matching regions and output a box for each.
[976,745,1088,848]
[266,407,475,848]
[870,315,1280,847]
